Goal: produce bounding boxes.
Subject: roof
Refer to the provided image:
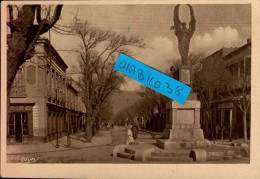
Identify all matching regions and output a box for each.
[37,38,68,70]
[205,47,237,60]
[224,41,251,60]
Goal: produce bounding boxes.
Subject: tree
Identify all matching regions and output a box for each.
[7,5,63,95]
[137,86,171,131]
[219,57,251,142]
[193,57,223,139]
[113,105,136,126]
[117,52,205,132]
[71,20,145,140]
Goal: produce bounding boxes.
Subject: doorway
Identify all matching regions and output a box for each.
[9,112,28,143]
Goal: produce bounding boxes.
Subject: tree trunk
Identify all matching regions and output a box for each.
[205,110,210,139]
[7,32,27,96]
[7,5,63,95]
[243,110,247,142]
[85,115,93,142]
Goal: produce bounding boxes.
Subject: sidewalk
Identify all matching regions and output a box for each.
[7,130,112,155]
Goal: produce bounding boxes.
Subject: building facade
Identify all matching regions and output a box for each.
[8,39,86,144]
[201,39,251,140]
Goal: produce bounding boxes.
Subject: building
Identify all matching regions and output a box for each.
[8,38,86,144]
[201,39,251,140]
[67,78,86,135]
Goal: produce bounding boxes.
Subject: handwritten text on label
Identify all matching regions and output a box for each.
[113,54,191,105]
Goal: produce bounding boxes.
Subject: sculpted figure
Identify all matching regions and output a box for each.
[171,4,196,66]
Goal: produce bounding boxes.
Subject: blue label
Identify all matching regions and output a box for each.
[113,53,192,105]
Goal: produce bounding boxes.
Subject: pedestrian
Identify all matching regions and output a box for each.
[125,117,129,127]
[132,124,138,140]
[107,123,110,130]
[125,125,134,145]
[216,124,220,139]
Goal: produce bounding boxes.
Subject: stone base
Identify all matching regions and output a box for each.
[163,128,204,140]
[157,138,211,149]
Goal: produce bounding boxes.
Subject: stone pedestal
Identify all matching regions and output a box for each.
[157,67,211,149]
[172,66,192,86]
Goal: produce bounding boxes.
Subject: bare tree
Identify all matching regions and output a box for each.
[7,5,63,95]
[71,20,145,140]
[127,52,205,132]
[186,53,223,140]
[220,57,251,142]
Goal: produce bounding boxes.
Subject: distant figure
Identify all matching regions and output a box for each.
[125,125,134,144]
[125,117,129,127]
[216,125,220,139]
[133,116,139,127]
[171,4,196,66]
[141,117,146,129]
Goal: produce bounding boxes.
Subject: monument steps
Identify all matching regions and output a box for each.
[117,151,134,160]
[125,148,136,154]
[145,156,193,162]
[151,150,190,157]
[207,150,234,157]
[114,143,242,162]
[206,155,234,161]
[233,154,243,159]
[145,149,193,162]
[206,149,236,161]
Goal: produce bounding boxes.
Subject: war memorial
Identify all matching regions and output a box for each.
[113,5,249,163]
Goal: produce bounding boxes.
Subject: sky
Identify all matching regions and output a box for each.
[42,4,251,91]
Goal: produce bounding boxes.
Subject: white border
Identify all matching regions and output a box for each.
[1,1,260,178]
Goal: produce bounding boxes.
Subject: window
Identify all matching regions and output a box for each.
[27,65,36,84]
[8,113,15,136]
[246,58,251,76]
[239,60,245,77]
[51,69,55,96]
[229,63,238,76]
[48,112,52,135]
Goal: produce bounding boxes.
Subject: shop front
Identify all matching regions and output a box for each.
[8,104,34,144]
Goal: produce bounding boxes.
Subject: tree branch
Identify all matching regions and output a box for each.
[39,5,63,35]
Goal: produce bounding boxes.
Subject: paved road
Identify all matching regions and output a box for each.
[7,126,138,163]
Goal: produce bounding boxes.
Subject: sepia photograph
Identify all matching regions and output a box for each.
[1,0,260,178]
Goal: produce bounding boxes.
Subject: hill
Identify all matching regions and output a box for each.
[109,90,143,117]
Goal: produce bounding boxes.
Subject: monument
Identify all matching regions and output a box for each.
[157,4,210,149]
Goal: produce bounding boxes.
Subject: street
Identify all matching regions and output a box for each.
[6,126,249,164]
[7,126,138,163]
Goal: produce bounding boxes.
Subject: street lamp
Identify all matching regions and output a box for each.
[55,87,63,148]
[55,114,59,148]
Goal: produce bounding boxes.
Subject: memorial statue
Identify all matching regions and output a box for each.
[171,4,196,66]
